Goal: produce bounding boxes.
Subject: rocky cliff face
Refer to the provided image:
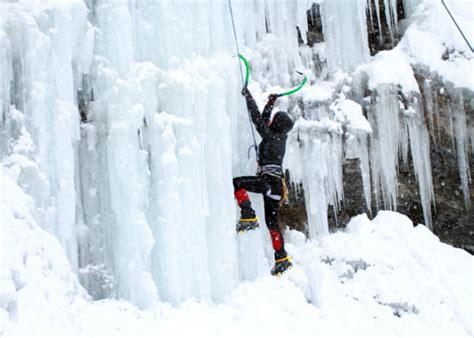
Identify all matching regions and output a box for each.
[281,0,473,253]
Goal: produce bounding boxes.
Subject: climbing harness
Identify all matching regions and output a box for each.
[258,164,283,177]
[257,164,289,206]
[281,174,289,206]
[441,0,473,52]
[228,0,259,160]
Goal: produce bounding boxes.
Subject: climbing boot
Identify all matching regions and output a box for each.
[236,217,259,233]
[271,256,292,276]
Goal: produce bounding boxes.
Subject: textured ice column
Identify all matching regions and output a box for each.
[0,29,12,157]
[161,71,212,303]
[148,57,242,304]
[106,121,157,309]
[227,84,269,279]
[265,0,310,70]
[91,0,158,308]
[202,58,240,300]
[403,96,435,228]
[130,0,240,304]
[290,118,344,237]
[138,0,240,302]
[0,2,92,269]
[46,2,87,273]
[138,1,232,68]
[422,79,440,146]
[77,122,117,299]
[147,112,192,305]
[0,24,52,229]
[321,0,370,73]
[374,0,383,42]
[356,134,372,210]
[368,85,401,210]
[383,0,399,42]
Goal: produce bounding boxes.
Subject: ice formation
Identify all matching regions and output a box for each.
[0,0,472,318]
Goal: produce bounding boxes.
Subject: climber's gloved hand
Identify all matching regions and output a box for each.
[268,94,279,103]
[241,86,251,98]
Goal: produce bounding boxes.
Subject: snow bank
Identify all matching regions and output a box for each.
[360,48,420,93]
[339,99,372,134]
[292,211,473,336]
[3,209,471,336]
[0,164,88,335]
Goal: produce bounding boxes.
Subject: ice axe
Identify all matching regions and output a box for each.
[276,70,308,97]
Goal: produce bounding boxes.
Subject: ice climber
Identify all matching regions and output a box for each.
[233,87,295,276]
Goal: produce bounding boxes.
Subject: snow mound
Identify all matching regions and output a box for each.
[3,205,471,336]
[288,211,473,336]
[0,164,88,335]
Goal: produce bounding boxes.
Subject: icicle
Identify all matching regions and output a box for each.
[403,95,435,228]
[289,118,344,237]
[383,0,400,42]
[452,89,471,209]
[367,0,375,32]
[374,0,383,43]
[321,0,370,73]
[423,79,438,146]
[358,135,372,212]
[383,0,394,42]
[399,114,411,170]
[390,0,399,29]
[368,85,401,211]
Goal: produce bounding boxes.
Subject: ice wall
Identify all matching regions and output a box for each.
[0,1,93,269]
[0,0,322,308]
[1,0,472,312]
[322,0,370,73]
[74,0,320,306]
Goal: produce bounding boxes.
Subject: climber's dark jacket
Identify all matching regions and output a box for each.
[243,91,294,166]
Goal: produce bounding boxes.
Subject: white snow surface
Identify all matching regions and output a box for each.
[1,161,472,335]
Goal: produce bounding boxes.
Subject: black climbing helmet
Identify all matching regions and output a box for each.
[269,111,294,134]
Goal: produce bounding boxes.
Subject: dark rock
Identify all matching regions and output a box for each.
[306,3,324,47]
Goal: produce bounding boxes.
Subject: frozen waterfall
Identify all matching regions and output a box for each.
[1,0,472,310]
